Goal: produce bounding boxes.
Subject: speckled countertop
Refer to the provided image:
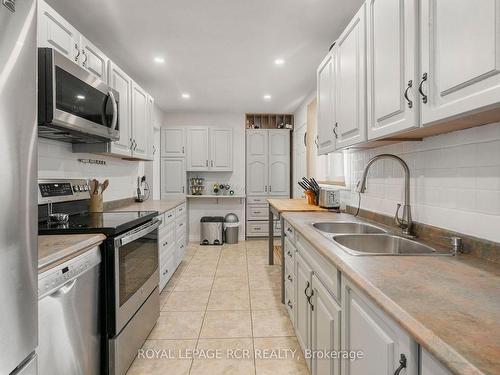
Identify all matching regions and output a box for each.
[110,198,185,214]
[282,211,500,375]
[38,234,106,273]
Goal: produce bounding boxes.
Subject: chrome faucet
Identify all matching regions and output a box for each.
[356,154,413,236]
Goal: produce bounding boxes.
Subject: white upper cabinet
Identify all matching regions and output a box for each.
[367,0,419,139]
[317,52,336,155]
[420,0,500,126]
[186,128,233,171]
[342,277,418,375]
[161,158,186,197]
[38,0,80,62]
[311,274,341,375]
[268,130,290,196]
[162,128,186,158]
[186,128,210,171]
[335,4,367,149]
[131,82,149,159]
[210,128,233,171]
[145,95,155,160]
[246,130,269,196]
[80,36,108,82]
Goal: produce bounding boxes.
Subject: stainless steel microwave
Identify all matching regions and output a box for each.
[38,48,120,143]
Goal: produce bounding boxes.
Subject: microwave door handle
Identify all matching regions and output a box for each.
[109,90,118,130]
[116,219,160,247]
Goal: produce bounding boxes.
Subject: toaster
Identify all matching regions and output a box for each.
[318,188,340,208]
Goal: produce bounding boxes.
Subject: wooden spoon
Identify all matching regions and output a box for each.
[101,179,109,194]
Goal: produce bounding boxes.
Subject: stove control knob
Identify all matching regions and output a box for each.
[73,185,80,192]
[83,185,89,191]
[79,185,85,191]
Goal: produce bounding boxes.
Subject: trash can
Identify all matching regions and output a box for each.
[224,213,240,244]
[200,216,224,245]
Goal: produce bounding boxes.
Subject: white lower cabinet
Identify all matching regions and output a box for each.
[341,275,418,375]
[294,252,313,369]
[311,274,341,375]
[420,348,452,375]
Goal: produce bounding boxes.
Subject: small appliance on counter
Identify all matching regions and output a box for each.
[318,187,341,209]
[37,178,160,375]
[190,177,205,195]
[135,176,148,202]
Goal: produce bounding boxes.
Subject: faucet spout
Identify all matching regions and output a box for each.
[357,154,413,236]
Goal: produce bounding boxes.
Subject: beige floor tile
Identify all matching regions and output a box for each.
[163,290,210,312]
[208,289,250,310]
[254,337,310,375]
[249,273,281,290]
[148,311,204,339]
[249,266,282,280]
[174,275,214,292]
[183,264,217,277]
[190,338,255,375]
[252,309,294,337]
[200,310,252,338]
[245,240,268,249]
[250,289,283,310]
[126,339,196,375]
[218,255,246,265]
[215,265,248,278]
[196,246,222,256]
[247,255,269,266]
[246,247,268,256]
[212,276,249,291]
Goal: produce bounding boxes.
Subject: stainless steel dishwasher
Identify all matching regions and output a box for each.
[38,246,102,375]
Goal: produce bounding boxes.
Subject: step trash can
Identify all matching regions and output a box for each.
[200,216,224,245]
[224,213,240,244]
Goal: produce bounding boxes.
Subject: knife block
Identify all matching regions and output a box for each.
[89,194,103,212]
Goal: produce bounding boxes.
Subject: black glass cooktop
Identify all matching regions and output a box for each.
[39,211,158,236]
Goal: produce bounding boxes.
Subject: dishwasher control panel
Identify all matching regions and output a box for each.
[38,246,101,298]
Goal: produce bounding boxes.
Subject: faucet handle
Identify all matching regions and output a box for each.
[394,203,403,227]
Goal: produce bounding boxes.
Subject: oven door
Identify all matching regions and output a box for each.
[112,219,160,334]
[38,48,120,142]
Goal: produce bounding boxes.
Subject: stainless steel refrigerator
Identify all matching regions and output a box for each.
[0,0,38,374]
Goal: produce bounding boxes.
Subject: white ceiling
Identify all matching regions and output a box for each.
[48,0,363,113]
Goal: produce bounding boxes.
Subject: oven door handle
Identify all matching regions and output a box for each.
[109,90,118,130]
[116,219,160,247]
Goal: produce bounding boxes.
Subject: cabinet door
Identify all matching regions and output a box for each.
[342,277,418,375]
[161,128,186,157]
[210,128,233,171]
[335,4,367,149]
[131,82,148,159]
[108,62,132,156]
[37,0,80,61]
[80,36,108,81]
[420,0,500,126]
[293,125,308,198]
[367,0,419,140]
[246,130,268,196]
[311,275,341,375]
[295,252,313,368]
[144,95,155,161]
[161,158,186,197]
[420,348,452,375]
[317,53,336,154]
[268,130,290,196]
[186,128,210,171]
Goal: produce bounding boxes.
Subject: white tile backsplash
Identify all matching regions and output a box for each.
[344,122,500,243]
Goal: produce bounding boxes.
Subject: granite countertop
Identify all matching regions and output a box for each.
[267,198,328,213]
[38,234,106,273]
[282,211,500,375]
[110,198,185,215]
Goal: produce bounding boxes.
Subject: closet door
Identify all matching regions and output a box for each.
[268,130,290,196]
[246,130,268,196]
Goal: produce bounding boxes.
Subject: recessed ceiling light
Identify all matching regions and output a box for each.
[154,56,165,64]
[263,94,272,101]
[274,58,285,66]
[76,94,85,100]
[181,93,191,99]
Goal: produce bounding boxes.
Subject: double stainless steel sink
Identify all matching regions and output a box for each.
[312,221,448,256]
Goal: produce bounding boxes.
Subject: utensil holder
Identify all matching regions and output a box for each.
[89,194,103,212]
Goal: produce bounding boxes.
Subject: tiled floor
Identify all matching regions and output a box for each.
[126,240,310,375]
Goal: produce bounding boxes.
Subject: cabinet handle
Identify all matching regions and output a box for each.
[287,300,293,309]
[163,241,168,246]
[418,73,428,104]
[82,50,88,67]
[211,160,214,167]
[153,145,156,155]
[333,122,338,138]
[304,281,314,310]
[206,160,208,167]
[287,227,293,233]
[264,185,267,192]
[393,354,407,375]
[74,43,80,62]
[269,185,272,192]
[303,131,307,147]
[404,80,413,108]
[182,186,185,193]
[287,275,293,282]
[254,227,261,230]
[287,250,292,257]
[182,146,185,153]
[315,136,319,149]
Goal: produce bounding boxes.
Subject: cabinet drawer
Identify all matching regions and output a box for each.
[284,236,295,264]
[296,232,341,302]
[176,216,187,232]
[246,221,268,236]
[159,226,175,251]
[247,206,268,220]
[164,209,176,224]
[159,256,176,291]
[176,203,186,217]
[247,196,268,204]
[283,220,295,241]
[285,285,295,325]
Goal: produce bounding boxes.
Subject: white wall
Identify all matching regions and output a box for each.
[342,123,500,243]
[162,112,246,241]
[38,138,144,202]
